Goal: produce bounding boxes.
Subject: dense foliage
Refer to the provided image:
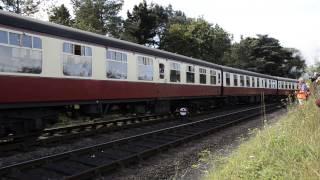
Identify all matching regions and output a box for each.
[71,0,123,36]
[0,0,42,15]
[223,35,306,78]
[1,0,306,78]
[49,4,73,26]
[160,18,231,65]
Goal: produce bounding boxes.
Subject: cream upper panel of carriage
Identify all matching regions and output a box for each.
[0,26,111,79]
[223,72,253,88]
[165,61,221,86]
[223,71,276,89]
[278,81,294,90]
[0,27,43,77]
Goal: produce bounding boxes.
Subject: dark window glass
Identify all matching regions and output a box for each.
[22,35,32,48]
[9,32,21,46]
[240,75,245,86]
[233,74,238,86]
[159,63,164,79]
[0,30,8,44]
[186,72,194,83]
[200,74,206,84]
[74,44,81,55]
[33,37,42,49]
[251,77,255,87]
[226,73,230,86]
[257,78,260,87]
[265,80,267,88]
[170,70,180,82]
[246,76,250,87]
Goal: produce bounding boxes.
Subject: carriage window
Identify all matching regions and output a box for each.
[265,79,268,88]
[106,50,127,79]
[0,33,42,74]
[159,63,164,79]
[246,76,250,87]
[22,35,32,48]
[0,30,8,44]
[210,70,216,85]
[240,75,245,87]
[33,37,42,49]
[170,62,180,82]
[9,32,21,46]
[62,42,92,77]
[218,72,221,84]
[257,78,260,87]
[268,80,271,88]
[74,44,81,55]
[226,73,230,86]
[186,65,195,83]
[233,74,238,86]
[199,68,206,84]
[63,42,73,53]
[251,77,255,87]
[138,56,153,81]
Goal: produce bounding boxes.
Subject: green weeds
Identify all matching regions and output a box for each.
[205,97,320,180]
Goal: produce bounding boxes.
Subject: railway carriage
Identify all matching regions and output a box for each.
[0,11,297,137]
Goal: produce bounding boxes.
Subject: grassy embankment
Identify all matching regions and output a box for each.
[205,96,320,180]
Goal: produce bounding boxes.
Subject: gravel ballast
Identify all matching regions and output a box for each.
[100,108,287,180]
[0,105,257,168]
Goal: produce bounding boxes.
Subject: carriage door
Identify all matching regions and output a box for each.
[158,58,167,83]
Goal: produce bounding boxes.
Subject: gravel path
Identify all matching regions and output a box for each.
[100,108,287,180]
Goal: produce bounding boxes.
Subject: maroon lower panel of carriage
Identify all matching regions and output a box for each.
[0,75,221,105]
[223,87,277,96]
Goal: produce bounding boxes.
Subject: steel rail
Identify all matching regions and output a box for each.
[0,104,282,180]
[0,114,172,154]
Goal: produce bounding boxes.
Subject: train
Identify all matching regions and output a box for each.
[0,11,297,137]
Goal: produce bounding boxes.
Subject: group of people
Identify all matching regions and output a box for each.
[296,72,320,107]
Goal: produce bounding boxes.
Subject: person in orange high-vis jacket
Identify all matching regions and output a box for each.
[297,78,308,105]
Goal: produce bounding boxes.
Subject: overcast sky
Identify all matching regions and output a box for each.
[44,0,320,65]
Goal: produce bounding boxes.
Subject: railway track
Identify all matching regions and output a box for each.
[0,104,262,155]
[0,114,173,154]
[0,104,282,180]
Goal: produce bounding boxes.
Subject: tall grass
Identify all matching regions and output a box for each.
[205,96,320,180]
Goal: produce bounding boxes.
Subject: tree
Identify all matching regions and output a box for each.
[160,18,231,64]
[71,0,123,36]
[122,0,169,46]
[49,4,72,26]
[223,35,306,78]
[0,0,42,15]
